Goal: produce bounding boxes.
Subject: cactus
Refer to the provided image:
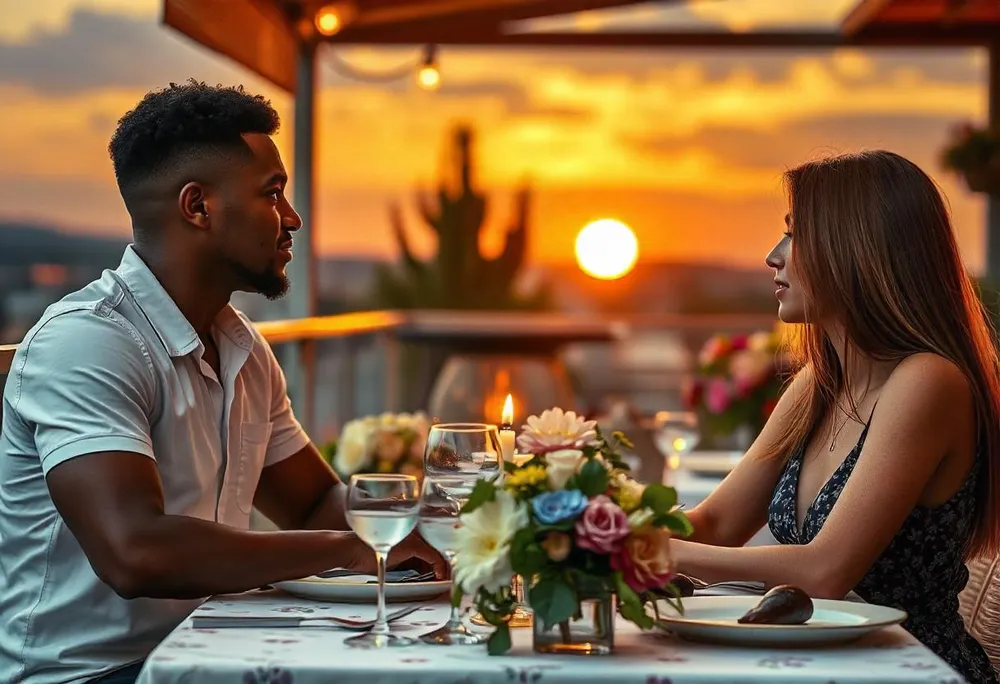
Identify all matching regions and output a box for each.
[373,126,550,310]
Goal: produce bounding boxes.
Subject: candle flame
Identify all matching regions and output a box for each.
[502,394,514,426]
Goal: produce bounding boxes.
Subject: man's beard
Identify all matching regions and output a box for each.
[233,260,289,300]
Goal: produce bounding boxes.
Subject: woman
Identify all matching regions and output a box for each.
[675,150,999,682]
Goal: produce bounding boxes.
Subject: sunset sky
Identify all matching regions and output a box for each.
[0,0,992,270]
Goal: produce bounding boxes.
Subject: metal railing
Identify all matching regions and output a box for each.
[0,311,777,440]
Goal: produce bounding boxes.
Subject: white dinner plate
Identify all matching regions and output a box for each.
[273,575,451,604]
[649,595,907,647]
[679,451,743,477]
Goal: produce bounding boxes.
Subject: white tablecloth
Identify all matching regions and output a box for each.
[136,590,962,684]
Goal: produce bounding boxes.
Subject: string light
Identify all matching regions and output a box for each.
[314,2,356,37]
[416,44,441,90]
[325,44,442,90]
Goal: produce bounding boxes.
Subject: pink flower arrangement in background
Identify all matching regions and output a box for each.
[683,327,791,444]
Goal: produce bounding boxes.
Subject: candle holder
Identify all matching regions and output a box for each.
[471,574,533,628]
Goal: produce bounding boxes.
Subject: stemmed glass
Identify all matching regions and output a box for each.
[417,476,486,645]
[423,423,502,485]
[653,410,700,480]
[344,474,420,649]
[423,423,516,627]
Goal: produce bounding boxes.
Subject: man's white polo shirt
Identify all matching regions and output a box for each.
[0,245,310,683]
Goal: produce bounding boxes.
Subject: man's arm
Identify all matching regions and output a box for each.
[249,332,447,575]
[47,452,367,600]
[252,443,348,531]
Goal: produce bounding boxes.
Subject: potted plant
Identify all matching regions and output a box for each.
[941,123,1000,196]
[682,328,790,449]
[320,412,429,481]
[450,408,692,655]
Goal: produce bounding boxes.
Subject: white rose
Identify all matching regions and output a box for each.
[333,420,373,476]
[545,449,586,489]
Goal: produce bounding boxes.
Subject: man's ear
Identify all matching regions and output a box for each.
[178,182,212,230]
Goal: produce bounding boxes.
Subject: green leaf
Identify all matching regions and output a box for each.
[576,458,610,497]
[528,577,578,630]
[655,511,694,538]
[487,624,512,655]
[503,460,518,474]
[510,529,547,576]
[462,479,497,514]
[612,571,642,609]
[641,483,678,516]
[451,585,465,608]
[619,596,654,629]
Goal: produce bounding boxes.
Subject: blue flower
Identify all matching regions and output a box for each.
[532,489,589,524]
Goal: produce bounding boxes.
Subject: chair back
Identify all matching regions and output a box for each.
[960,555,1000,675]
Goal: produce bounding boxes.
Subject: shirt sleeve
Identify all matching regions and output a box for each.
[10,309,157,474]
[259,336,311,467]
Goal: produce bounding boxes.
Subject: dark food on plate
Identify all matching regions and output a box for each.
[737,585,814,625]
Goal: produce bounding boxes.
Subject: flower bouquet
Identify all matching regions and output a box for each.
[941,122,1000,196]
[682,329,789,446]
[450,408,692,655]
[320,412,429,480]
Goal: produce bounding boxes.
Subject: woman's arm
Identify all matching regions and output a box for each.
[684,368,811,547]
[673,353,972,598]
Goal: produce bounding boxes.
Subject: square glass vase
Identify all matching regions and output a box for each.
[531,591,616,656]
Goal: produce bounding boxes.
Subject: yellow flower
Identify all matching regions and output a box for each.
[613,473,646,513]
[618,487,643,514]
[504,464,547,490]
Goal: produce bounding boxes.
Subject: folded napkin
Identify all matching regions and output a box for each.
[314,568,425,583]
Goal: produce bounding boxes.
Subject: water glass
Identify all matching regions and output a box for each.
[344,474,420,649]
[417,476,486,645]
[423,423,502,485]
[654,410,700,473]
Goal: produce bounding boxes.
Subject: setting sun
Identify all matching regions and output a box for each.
[574,219,639,280]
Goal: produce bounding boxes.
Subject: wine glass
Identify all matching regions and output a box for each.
[653,410,700,478]
[423,423,502,485]
[417,476,486,645]
[344,474,420,649]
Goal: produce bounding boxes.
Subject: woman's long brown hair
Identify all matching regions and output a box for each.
[766,150,1000,560]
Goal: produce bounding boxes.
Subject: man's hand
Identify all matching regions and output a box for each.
[342,531,448,579]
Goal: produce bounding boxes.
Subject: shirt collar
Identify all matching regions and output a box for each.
[115,245,255,357]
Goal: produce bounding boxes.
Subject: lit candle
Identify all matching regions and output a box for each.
[500,394,516,463]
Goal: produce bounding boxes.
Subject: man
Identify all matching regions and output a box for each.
[0,81,442,684]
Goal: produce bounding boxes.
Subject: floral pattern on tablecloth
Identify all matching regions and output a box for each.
[135,590,965,684]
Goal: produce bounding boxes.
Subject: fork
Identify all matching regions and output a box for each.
[190,604,422,630]
[683,575,765,592]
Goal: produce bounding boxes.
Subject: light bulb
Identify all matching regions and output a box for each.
[315,5,343,36]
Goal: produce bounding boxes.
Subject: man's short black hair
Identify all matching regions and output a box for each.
[108,80,280,203]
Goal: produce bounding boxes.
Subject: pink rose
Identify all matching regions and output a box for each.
[611,527,675,593]
[705,378,732,414]
[575,495,630,554]
[730,334,748,351]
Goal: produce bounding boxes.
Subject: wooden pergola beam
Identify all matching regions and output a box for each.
[345,0,654,28]
[327,26,998,47]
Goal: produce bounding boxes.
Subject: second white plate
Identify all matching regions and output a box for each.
[649,595,907,647]
[273,576,451,604]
